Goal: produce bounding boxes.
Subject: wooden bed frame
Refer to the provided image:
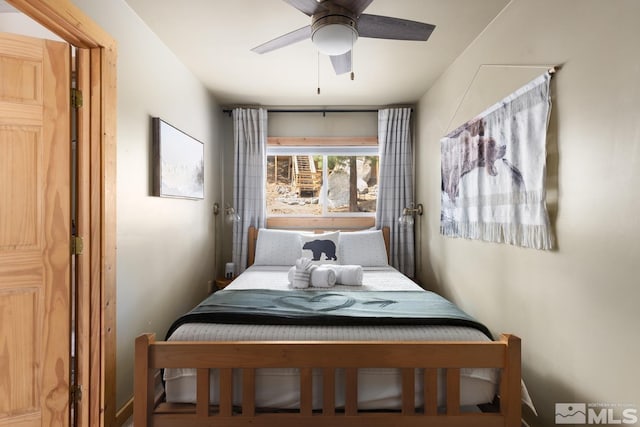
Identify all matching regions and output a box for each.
[134,227,522,427]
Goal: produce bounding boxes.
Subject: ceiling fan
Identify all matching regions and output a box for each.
[251,0,436,75]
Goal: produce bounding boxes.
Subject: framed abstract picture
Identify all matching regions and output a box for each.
[152,117,204,200]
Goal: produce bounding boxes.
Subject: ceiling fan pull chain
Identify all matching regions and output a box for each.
[317,51,321,94]
[351,35,355,81]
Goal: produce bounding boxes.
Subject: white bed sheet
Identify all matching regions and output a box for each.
[227,265,423,292]
[164,265,499,409]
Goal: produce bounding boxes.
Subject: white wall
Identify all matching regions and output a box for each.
[415,0,640,425]
[69,0,225,408]
[268,111,378,137]
[0,12,61,40]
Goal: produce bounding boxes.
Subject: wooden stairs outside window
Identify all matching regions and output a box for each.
[292,155,321,196]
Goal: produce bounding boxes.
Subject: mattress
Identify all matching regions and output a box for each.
[164,265,499,409]
[226,265,424,292]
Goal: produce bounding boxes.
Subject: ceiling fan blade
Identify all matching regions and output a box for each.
[282,0,327,16]
[251,26,311,54]
[358,14,436,41]
[330,51,351,75]
[332,0,374,16]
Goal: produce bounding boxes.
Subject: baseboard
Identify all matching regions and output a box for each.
[115,397,133,427]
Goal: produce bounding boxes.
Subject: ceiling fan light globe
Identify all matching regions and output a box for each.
[312,23,358,56]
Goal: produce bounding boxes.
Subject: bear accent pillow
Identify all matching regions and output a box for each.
[254,229,308,266]
[338,229,389,267]
[300,232,340,265]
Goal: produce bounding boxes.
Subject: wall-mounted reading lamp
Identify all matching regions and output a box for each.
[214,202,240,223]
[225,204,240,223]
[398,203,423,226]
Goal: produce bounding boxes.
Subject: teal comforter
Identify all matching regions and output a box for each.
[166,289,491,339]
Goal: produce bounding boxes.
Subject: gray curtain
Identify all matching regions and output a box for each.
[375,108,415,277]
[232,108,267,274]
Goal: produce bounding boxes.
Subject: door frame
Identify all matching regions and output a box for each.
[6,1,117,426]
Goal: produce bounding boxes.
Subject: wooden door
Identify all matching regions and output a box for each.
[0,32,71,427]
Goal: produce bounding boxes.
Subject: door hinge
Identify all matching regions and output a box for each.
[71,88,83,108]
[71,236,84,255]
[71,384,83,402]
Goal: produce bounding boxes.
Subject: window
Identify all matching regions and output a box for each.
[266,139,378,217]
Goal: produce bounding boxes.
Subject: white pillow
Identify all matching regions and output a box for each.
[338,230,389,267]
[254,229,306,266]
[300,232,340,265]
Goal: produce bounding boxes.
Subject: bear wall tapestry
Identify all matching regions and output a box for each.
[440,71,554,250]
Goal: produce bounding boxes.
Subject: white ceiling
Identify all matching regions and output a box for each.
[0,1,17,13]
[124,0,510,107]
[2,0,511,106]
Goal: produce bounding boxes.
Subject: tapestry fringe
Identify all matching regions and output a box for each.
[440,221,554,250]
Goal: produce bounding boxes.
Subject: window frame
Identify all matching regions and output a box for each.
[266,136,378,229]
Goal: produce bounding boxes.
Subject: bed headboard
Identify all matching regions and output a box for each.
[247,226,391,268]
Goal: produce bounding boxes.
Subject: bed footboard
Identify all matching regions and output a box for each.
[134,334,521,427]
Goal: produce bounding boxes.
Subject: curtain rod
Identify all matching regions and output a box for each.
[477,64,560,74]
[222,108,383,116]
